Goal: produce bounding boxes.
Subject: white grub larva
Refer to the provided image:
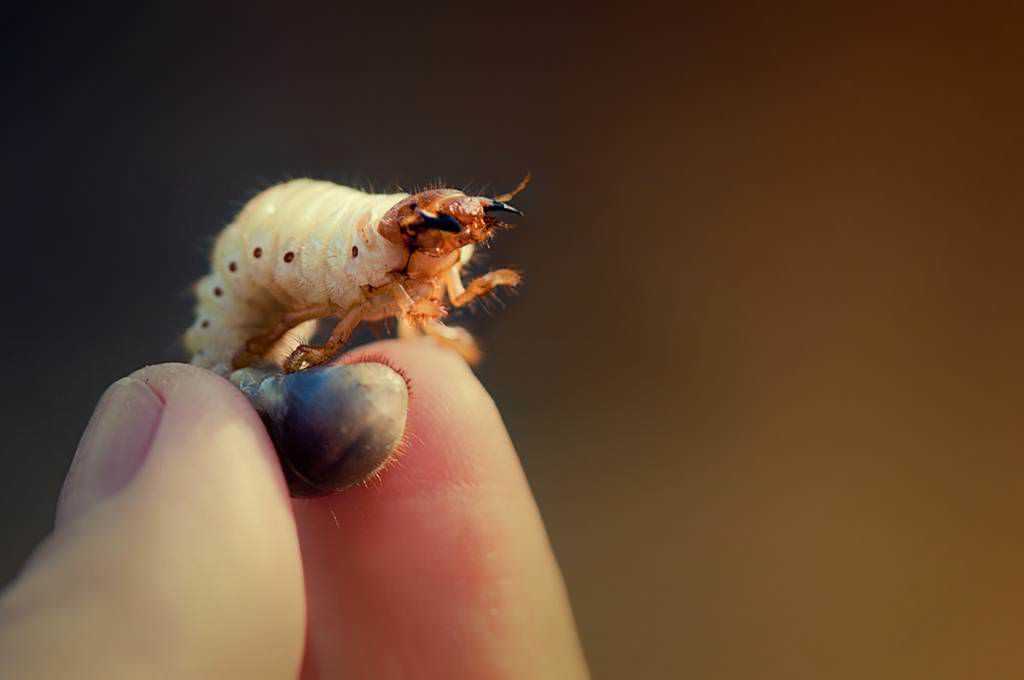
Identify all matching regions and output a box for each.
[185,176,528,375]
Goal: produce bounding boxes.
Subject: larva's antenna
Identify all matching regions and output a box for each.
[494,172,531,202]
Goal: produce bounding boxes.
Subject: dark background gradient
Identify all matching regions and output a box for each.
[3,4,1023,677]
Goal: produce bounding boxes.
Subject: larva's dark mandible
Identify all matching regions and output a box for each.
[185,176,528,375]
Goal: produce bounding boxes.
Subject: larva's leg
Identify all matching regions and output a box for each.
[419,319,482,364]
[445,267,521,308]
[397,317,421,339]
[283,303,367,373]
[235,306,333,369]
[264,319,320,366]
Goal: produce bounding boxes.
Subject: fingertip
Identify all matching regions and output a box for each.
[125,361,295,518]
[128,362,267,436]
[57,362,270,528]
[237,361,409,497]
[337,338,515,494]
[293,339,588,677]
[20,363,306,678]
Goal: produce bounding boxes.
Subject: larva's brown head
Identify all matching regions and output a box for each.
[378,176,529,257]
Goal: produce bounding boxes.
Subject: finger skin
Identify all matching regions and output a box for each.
[0,364,305,679]
[294,340,589,679]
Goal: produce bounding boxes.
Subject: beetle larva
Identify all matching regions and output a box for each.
[184,176,526,375]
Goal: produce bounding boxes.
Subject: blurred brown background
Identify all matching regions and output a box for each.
[3,3,1023,677]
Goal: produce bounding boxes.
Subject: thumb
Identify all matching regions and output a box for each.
[0,364,305,679]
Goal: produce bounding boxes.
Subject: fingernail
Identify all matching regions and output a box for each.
[57,377,164,524]
[231,362,409,497]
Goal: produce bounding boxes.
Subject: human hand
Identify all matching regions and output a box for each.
[0,340,588,679]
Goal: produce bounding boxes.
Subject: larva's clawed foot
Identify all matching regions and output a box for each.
[420,321,483,365]
[478,268,521,291]
[231,362,409,497]
[443,332,482,365]
[449,268,522,308]
[283,344,329,374]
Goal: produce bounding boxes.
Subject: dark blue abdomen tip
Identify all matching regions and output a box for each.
[231,362,408,497]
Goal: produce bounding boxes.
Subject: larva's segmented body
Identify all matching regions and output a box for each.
[186,177,526,375]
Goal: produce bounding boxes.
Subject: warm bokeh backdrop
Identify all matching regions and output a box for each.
[3,4,1023,678]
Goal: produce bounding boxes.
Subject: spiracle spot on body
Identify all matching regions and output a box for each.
[201,320,210,328]
[253,247,263,258]
[284,251,295,263]
[213,287,223,297]
[228,261,237,272]
[351,246,359,258]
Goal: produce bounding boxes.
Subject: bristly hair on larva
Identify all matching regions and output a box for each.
[184,175,529,376]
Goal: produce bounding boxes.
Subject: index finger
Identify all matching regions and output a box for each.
[292,339,588,679]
